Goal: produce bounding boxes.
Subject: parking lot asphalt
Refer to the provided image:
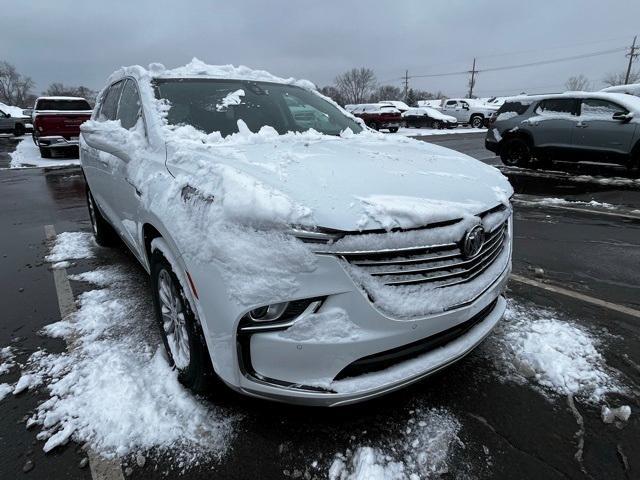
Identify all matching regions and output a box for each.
[0,134,639,480]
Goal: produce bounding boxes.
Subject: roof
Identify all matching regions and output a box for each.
[504,91,640,113]
[106,58,315,90]
[36,96,87,101]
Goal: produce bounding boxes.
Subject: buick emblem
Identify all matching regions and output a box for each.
[462,226,485,259]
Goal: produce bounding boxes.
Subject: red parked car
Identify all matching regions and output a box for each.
[32,96,92,158]
[351,103,402,132]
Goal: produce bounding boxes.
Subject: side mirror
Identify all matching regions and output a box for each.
[612,111,632,122]
[6,113,11,118]
[81,124,131,163]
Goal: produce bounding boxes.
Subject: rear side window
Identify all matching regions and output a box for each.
[117,79,142,130]
[445,100,457,106]
[496,101,531,120]
[99,81,124,121]
[535,98,576,116]
[581,98,627,119]
[36,99,91,111]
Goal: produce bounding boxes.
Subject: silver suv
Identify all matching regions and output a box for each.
[485,92,640,174]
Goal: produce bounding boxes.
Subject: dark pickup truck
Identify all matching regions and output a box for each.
[32,96,92,158]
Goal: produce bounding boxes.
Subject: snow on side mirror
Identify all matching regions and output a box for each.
[612,111,632,122]
[81,124,132,163]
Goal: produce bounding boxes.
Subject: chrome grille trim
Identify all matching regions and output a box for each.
[332,220,509,288]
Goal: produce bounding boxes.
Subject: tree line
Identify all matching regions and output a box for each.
[0,61,97,108]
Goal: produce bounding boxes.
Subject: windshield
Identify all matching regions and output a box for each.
[154,78,362,137]
[36,99,91,111]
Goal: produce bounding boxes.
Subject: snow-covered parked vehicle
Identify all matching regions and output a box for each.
[0,103,30,136]
[80,60,513,406]
[32,96,92,158]
[351,103,402,132]
[485,92,640,173]
[402,107,457,129]
[441,98,498,128]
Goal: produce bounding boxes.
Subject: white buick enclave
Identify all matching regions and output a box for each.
[80,60,513,406]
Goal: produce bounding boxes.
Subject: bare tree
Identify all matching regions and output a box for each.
[0,61,35,107]
[603,70,640,87]
[318,86,346,106]
[44,83,97,105]
[371,85,403,102]
[565,74,591,91]
[335,68,376,105]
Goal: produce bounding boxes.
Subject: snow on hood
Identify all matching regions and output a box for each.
[0,102,28,118]
[165,128,512,231]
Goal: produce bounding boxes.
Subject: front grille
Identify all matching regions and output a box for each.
[339,220,508,288]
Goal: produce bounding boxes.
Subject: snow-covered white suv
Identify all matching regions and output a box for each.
[80,60,513,406]
[441,98,498,128]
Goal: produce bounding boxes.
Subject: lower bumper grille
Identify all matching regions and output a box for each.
[335,297,499,380]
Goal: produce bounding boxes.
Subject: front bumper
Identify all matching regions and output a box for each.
[189,216,512,406]
[485,137,500,154]
[36,136,79,148]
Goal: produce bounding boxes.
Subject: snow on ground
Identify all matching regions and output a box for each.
[535,197,615,209]
[13,232,237,463]
[45,231,96,263]
[0,383,13,401]
[397,127,486,137]
[490,299,623,403]
[8,138,80,169]
[328,407,463,480]
[499,166,640,188]
[0,346,16,375]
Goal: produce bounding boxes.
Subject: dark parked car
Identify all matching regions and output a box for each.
[402,107,457,129]
[485,92,640,174]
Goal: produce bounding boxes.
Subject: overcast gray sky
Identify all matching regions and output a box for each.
[2,0,639,97]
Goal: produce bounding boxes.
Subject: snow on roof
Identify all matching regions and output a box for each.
[0,102,27,117]
[107,58,316,90]
[36,96,87,101]
[504,91,640,113]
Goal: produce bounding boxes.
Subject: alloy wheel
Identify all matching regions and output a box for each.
[158,269,191,369]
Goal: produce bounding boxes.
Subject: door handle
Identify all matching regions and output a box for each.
[126,178,142,197]
[576,122,588,128]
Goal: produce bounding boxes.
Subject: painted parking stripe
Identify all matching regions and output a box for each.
[44,225,125,480]
[510,274,640,320]
[513,198,640,222]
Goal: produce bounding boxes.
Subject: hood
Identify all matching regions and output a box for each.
[166,133,512,231]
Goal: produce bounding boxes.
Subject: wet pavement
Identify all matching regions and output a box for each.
[0,134,639,479]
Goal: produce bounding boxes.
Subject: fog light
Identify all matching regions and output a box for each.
[249,302,289,322]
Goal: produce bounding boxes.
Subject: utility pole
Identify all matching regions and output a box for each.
[625,35,638,84]
[403,70,409,101]
[468,58,478,98]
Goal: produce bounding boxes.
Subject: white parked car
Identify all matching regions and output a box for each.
[80,60,513,406]
[440,98,498,128]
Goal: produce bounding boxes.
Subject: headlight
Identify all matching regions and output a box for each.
[248,302,289,322]
[239,298,324,333]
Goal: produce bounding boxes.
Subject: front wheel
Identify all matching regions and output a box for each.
[150,247,214,393]
[470,115,484,129]
[388,127,398,133]
[432,120,442,129]
[500,138,532,167]
[369,122,379,131]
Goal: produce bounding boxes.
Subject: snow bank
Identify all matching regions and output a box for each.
[537,197,615,209]
[8,138,80,169]
[22,261,236,462]
[45,231,95,262]
[329,408,462,480]
[0,346,16,375]
[0,383,12,401]
[490,300,623,402]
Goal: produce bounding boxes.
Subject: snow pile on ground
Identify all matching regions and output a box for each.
[0,383,12,401]
[397,127,487,137]
[491,300,623,402]
[8,138,80,169]
[45,231,96,262]
[328,407,463,480]
[0,346,16,375]
[601,405,631,423]
[537,197,615,209]
[17,259,236,462]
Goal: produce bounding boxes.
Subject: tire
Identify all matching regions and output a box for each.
[86,186,118,246]
[500,137,532,167]
[13,123,25,137]
[39,146,52,158]
[150,248,214,393]
[432,120,442,129]
[388,127,398,133]
[369,122,379,131]
[470,115,484,129]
